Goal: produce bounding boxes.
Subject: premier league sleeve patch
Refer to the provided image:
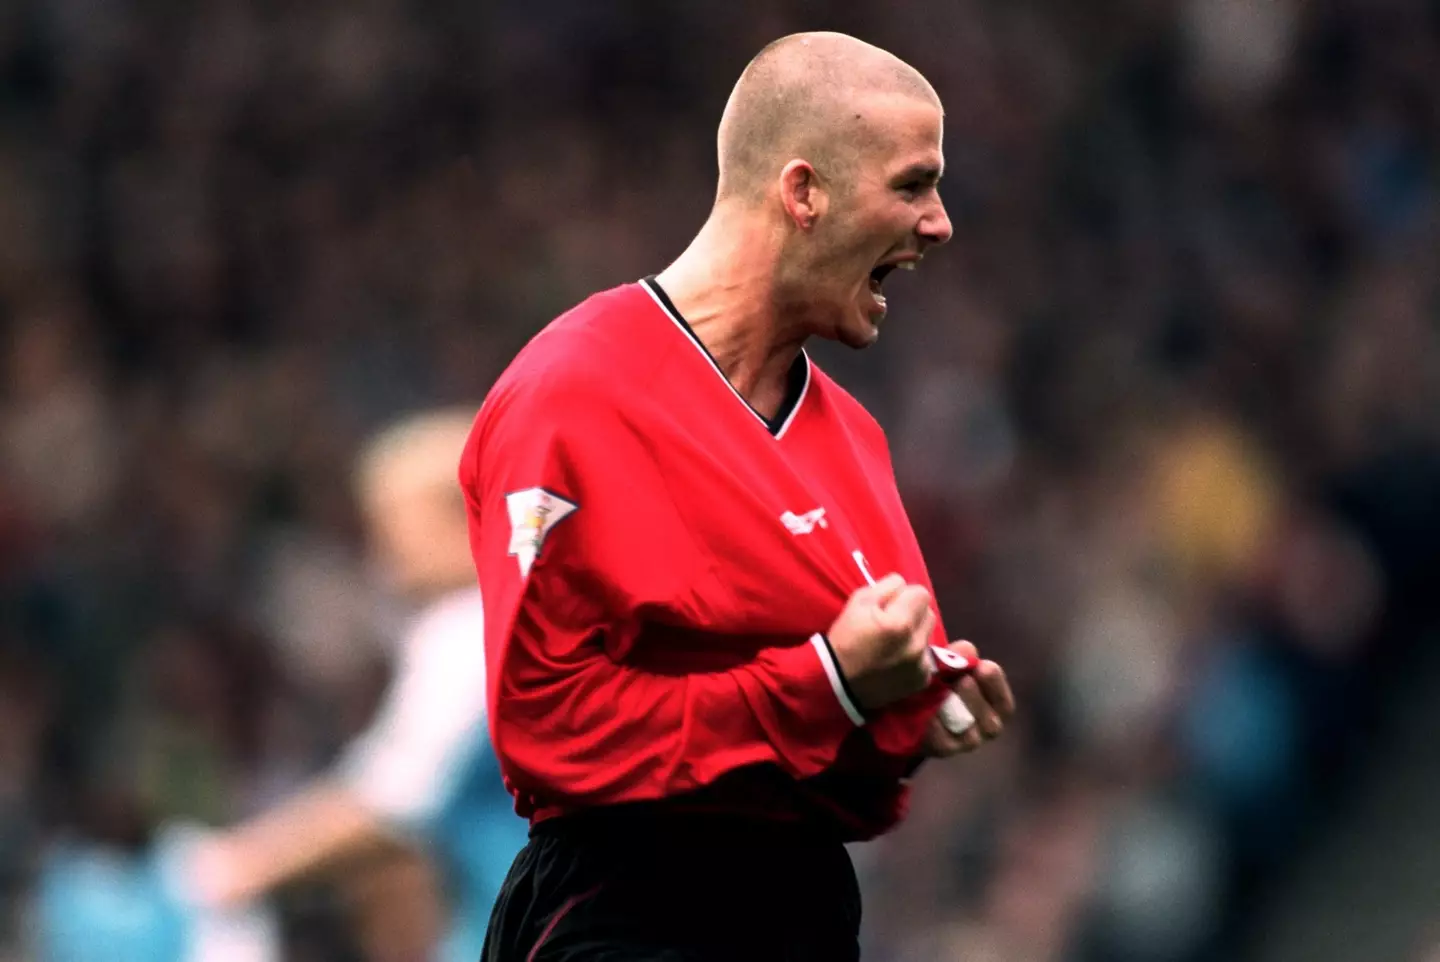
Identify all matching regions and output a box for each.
[505,487,578,577]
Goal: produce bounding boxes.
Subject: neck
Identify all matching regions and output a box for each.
[654,204,807,420]
[410,571,475,607]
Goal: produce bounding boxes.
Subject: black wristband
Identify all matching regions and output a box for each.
[818,632,868,722]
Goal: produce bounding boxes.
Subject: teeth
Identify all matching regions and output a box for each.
[898,261,916,271]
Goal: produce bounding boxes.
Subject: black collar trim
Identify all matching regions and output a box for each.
[640,276,810,438]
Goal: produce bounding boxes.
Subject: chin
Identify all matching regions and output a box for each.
[836,317,881,349]
[809,298,882,349]
[855,302,889,343]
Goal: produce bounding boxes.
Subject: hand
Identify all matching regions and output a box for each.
[185,834,248,908]
[156,824,283,960]
[924,641,1014,757]
[826,573,938,711]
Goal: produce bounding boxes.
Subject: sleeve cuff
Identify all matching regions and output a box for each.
[809,633,867,726]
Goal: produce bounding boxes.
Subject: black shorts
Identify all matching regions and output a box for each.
[482,809,863,962]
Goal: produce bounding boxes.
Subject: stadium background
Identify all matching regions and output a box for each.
[2,1,1440,960]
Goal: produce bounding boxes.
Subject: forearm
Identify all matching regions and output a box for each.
[495,632,862,808]
[201,783,403,905]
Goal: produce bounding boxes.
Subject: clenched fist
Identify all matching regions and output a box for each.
[825,573,938,711]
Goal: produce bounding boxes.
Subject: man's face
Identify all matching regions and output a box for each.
[363,486,472,599]
[794,94,954,348]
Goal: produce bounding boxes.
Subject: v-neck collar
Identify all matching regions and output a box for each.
[640,276,810,439]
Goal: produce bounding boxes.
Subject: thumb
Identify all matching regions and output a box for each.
[859,572,906,607]
[948,640,979,662]
[931,640,978,679]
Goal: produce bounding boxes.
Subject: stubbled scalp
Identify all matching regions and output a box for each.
[715,31,941,204]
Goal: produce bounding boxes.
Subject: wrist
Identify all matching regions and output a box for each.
[817,633,869,721]
[189,836,248,907]
[807,633,867,726]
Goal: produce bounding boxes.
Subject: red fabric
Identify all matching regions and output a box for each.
[461,282,959,840]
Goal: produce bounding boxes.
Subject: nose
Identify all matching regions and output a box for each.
[918,193,953,247]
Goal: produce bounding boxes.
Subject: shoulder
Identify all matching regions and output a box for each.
[403,587,485,653]
[394,588,488,698]
[466,284,665,478]
[488,282,663,414]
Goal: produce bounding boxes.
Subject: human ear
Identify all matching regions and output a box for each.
[779,159,827,230]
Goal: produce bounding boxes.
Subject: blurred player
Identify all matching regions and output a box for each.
[180,408,529,962]
[32,792,279,962]
[466,31,1015,962]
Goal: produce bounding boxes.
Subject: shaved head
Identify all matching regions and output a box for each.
[354,407,476,510]
[658,30,952,356]
[354,407,480,597]
[716,32,941,203]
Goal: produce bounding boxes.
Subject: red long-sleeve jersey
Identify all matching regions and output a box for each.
[460,277,957,841]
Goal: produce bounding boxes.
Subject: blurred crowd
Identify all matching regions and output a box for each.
[2,1,1440,960]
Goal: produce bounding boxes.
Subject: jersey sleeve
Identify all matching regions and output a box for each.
[334,597,491,834]
[461,373,863,813]
[865,670,967,760]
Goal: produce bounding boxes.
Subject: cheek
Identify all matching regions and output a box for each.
[369,513,428,573]
[373,530,413,576]
[814,238,876,291]
[405,507,467,565]
[843,208,899,267]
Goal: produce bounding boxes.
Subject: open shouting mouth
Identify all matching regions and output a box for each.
[867,258,917,315]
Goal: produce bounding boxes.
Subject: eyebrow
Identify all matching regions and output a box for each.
[894,163,944,185]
